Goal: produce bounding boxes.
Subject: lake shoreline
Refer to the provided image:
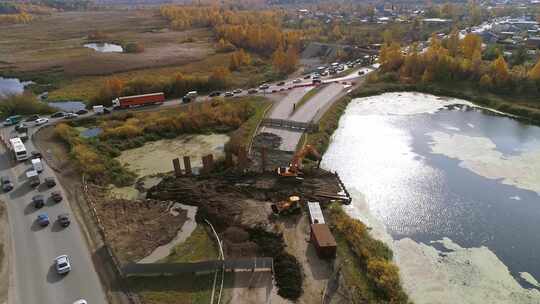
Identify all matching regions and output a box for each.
[319,92,540,303]
[307,81,539,155]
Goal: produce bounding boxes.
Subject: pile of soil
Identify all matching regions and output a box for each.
[250,132,294,170]
[252,132,282,149]
[89,185,188,263]
[147,170,341,232]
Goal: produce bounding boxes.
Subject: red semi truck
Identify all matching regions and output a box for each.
[112,92,165,109]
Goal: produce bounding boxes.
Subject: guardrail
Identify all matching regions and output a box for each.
[247,103,273,155]
[260,118,319,133]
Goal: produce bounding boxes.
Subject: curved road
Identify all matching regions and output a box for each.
[0,61,373,304]
[0,126,107,304]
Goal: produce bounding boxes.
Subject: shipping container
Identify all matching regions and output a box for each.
[310,224,337,259]
[112,92,165,109]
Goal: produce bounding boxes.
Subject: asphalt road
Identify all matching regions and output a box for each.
[0,126,107,304]
[260,81,352,151]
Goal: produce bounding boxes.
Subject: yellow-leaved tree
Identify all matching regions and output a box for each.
[491,55,510,85]
[461,33,482,60]
[379,42,404,73]
[528,58,540,81]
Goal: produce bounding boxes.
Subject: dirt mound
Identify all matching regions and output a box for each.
[252,132,282,150]
[147,171,341,231]
[89,185,188,263]
[223,226,250,243]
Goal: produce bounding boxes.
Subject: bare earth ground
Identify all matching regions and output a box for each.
[277,214,333,304]
[0,11,214,75]
[0,203,8,304]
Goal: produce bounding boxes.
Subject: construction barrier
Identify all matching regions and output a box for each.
[123,257,274,277]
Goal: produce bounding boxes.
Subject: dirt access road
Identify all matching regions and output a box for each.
[0,125,107,304]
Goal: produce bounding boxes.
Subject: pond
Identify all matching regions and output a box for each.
[48,101,86,112]
[84,43,123,53]
[321,92,540,303]
[0,77,32,97]
[116,134,229,178]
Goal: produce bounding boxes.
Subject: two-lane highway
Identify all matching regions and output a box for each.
[0,126,106,304]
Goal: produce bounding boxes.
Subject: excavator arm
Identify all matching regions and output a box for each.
[277,145,321,178]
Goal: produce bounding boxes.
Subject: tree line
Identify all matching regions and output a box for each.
[92,67,230,106]
[160,5,301,75]
[378,31,540,94]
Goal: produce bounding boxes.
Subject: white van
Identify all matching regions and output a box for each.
[93,105,104,114]
[31,158,43,173]
[185,91,198,98]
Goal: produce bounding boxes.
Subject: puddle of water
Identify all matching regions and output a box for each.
[48,101,86,112]
[0,77,33,97]
[84,43,123,53]
[80,128,102,138]
[116,134,229,177]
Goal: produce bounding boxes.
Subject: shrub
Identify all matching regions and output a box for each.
[248,227,303,300]
[328,204,408,303]
[54,123,135,186]
[274,253,303,300]
[0,93,54,118]
[123,42,144,53]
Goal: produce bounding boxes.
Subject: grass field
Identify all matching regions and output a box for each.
[127,225,230,304]
[0,9,276,103]
[294,86,321,113]
[164,225,219,263]
[0,10,212,75]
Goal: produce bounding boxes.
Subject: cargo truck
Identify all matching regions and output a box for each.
[112,92,165,109]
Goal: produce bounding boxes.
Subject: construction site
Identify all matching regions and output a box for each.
[34,116,355,304]
[111,137,352,304]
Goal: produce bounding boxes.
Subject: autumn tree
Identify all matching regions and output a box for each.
[209,66,230,88]
[379,42,404,72]
[479,74,493,88]
[528,58,540,81]
[229,49,251,71]
[445,28,460,57]
[284,46,299,73]
[272,44,287,74]
[461,33,482,60]
[331,24,343,41]
[217,38,235,52]
[491,55,510,85]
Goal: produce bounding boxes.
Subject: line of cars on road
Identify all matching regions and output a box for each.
[1,142,78,300]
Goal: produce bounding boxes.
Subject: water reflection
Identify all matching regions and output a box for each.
[48,101,86,112]
[0,77,32,97]
[84,43,123,53]
[321,92,540,288]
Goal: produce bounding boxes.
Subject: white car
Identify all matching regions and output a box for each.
[35,118,49,126]
[64,113,79,119]
[55,254,71,274]
[73,300,87,304]
[292,79,302,84]
[22,116,45,127]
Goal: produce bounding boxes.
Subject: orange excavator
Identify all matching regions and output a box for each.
[276,144,321,181]
[272,195,301,215]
